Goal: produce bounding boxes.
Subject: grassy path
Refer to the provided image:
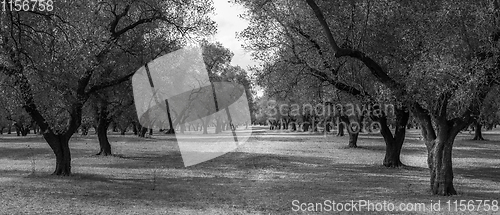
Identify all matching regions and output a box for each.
[0,128,499,214]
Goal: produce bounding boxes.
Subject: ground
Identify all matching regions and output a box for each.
[0,127,499,214]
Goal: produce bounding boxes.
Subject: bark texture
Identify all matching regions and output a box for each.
[377,107,409,168]
[45,133,72,175]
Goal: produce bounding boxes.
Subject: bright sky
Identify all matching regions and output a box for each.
[210,0,257,69]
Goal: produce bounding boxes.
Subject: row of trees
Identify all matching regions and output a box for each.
[1,39,256,154]
[236,0,500,195]
[0,1,257,175]
[0,0,217,175]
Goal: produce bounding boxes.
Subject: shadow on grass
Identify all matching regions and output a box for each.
[252,136,318,143]
[25,172,113,183]
[334,144,427,157]
[453,148,500,159]
[4,150,497,213]
[455,167,500,182]
[34,153,425,207]
[0,147,52,160]
[0,135,44,143]
[105,153,185,169]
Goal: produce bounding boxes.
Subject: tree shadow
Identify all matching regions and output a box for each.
[0,147,52,160]
[0,135,44,143]
[452,147,500,160]
[454,167,500,183]
[84,152,185,169]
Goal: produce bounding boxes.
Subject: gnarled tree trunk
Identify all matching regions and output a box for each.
[427,137,456,195]
[45,132,72,175]
[96,100,112,156]
[413,102,468,196]
[378,107,409,168]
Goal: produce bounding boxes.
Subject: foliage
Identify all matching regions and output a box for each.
[0,0,216,134]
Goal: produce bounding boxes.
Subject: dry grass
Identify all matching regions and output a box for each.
[0,127,499,214]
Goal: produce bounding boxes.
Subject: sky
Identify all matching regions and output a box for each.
[210,0,257,69]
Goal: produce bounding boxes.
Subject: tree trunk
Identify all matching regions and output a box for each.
[164,99,175,134]
[132,122,138,135]
[336,119,345,136]
[341,116,359,148]
[33,124,39,134]
[15,125,20,136]
[140,127,148,137]
[340,116,360,148]
[472,121,485,140]
[427,138,457,195]
[378,107,409,168]
[96,120,112,156]
[96,100,112,156]
[383,137,404,167]
[45,133,71,176]
[415,107,461,196]
[312,117,317,132]
[348,132,358,148]
[165,127,175,134]
[303,122,310,132]
[22,128,28,136]
[201,118,209,134]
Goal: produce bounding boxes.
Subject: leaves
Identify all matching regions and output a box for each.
[0,0,217,135]
[237,0,500,124]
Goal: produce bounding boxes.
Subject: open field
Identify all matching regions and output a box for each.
[0,127,499,214]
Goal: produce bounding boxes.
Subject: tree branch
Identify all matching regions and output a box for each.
[304,0,340,53]
[290,25,337,76]
[86,71,135,96]
[109,4,131,37]
[304,0,404,92]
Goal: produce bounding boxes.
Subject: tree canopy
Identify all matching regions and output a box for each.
[0,0,217,175]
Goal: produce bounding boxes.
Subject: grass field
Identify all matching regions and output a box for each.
[0,127,499,214]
